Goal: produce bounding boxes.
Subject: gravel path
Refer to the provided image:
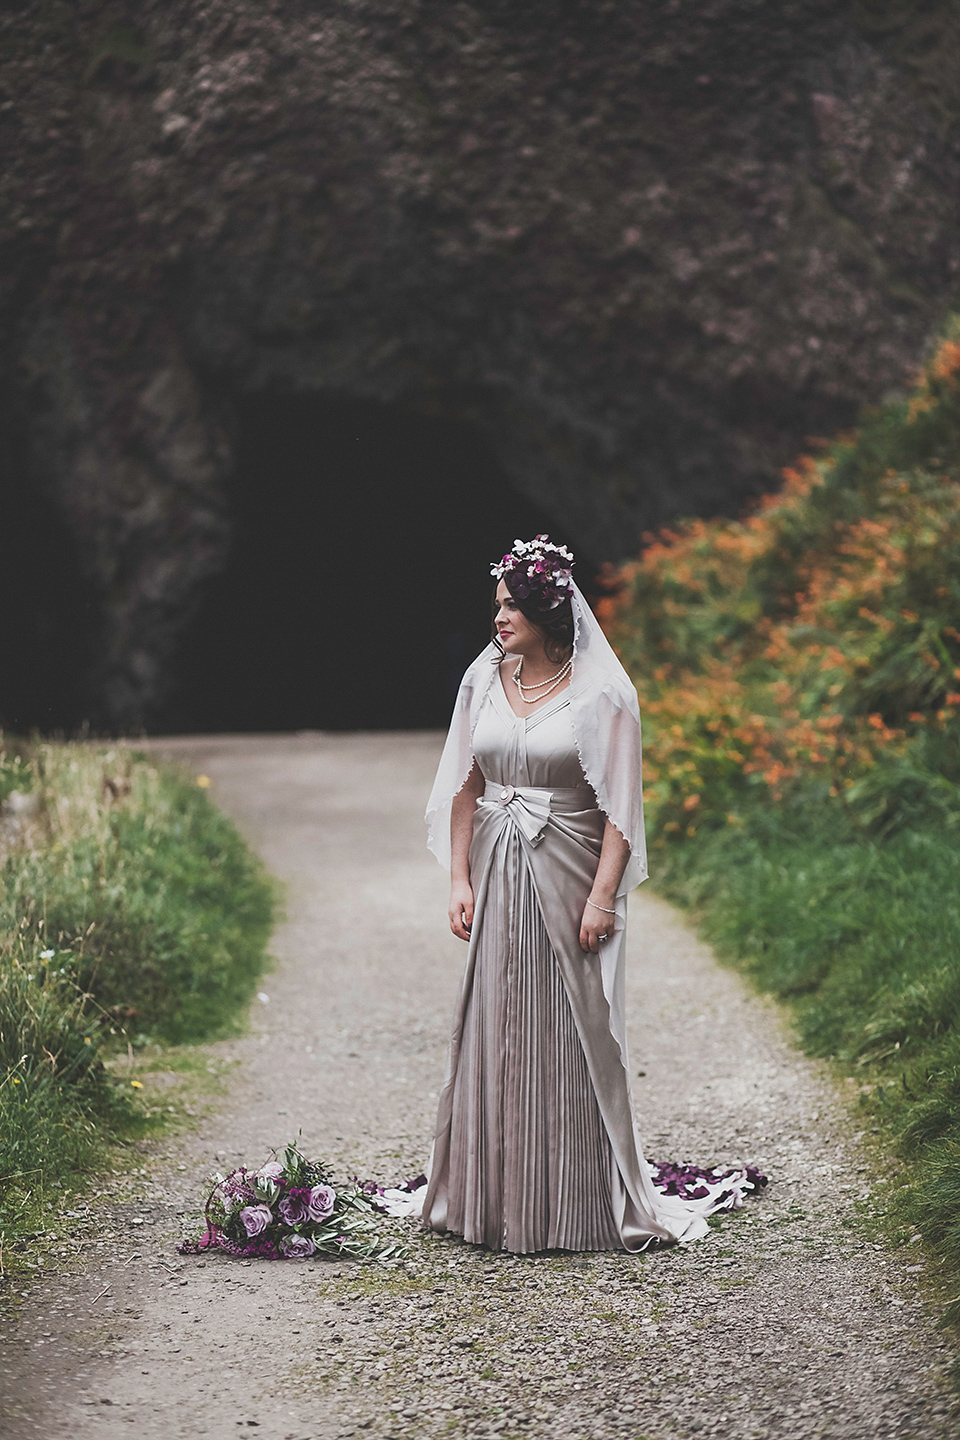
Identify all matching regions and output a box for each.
[2,732,957,1440]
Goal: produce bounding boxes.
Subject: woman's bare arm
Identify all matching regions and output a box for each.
[448,759,485,940]
[579,819,631,954]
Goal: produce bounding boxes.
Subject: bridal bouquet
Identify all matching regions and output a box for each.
[178,1144,415,1261]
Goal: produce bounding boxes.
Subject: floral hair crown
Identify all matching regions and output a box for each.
[490,534,575,611]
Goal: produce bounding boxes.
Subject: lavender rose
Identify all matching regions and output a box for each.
[279,1190,310,1226]
[256,1161,284,1182]
[307,1184,336,1222]
[279,1233,316,1259]
[239,1203,273,1237]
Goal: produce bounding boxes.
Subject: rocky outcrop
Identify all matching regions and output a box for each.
[2,0,959,727]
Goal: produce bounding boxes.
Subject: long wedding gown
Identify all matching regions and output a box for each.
[421,674,735,1253]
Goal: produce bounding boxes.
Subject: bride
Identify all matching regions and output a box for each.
[416,536,757,1253]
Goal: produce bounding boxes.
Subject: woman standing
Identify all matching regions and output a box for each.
[421,536,754,1253]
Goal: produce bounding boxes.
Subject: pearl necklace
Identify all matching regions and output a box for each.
[513,656,573,703]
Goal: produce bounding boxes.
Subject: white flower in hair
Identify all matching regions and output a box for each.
[489,534,575,608]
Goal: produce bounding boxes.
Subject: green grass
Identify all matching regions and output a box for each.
[651,800,960,1320]
[1,745,276,1043]
[603,316,960,1336]
[0,926,118,1259]
[0,741,275,1277]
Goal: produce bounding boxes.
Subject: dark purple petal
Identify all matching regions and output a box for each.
[650,1159,767,1203]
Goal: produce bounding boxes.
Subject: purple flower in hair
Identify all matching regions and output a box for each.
[279,1233,316,1259]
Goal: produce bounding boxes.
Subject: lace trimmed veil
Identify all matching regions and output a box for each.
[425,580,647,892]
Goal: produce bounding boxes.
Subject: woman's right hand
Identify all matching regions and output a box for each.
[449,882,475,941]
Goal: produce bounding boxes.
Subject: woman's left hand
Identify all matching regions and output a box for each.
[579,899,615,955]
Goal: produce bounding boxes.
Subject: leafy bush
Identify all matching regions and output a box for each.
[606,318,960,841]
[605,318,960,1316]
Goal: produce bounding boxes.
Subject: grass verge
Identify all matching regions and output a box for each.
[647,808,960,1357]
[604,317,960,1334]
[0,740,275,1280]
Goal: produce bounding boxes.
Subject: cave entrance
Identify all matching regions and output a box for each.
[169,395,568,732]
[0,389,97,736]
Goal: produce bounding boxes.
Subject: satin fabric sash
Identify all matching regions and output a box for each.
[477,781,596,846]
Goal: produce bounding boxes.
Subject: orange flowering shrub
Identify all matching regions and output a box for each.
[606,318,960,840]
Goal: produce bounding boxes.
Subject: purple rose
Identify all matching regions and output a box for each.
[239,1203,273,1237]
[307,1184,336,1222]
[256,1161,284,1182]
[279,1190,310,1225]
[279,1233,316,1259]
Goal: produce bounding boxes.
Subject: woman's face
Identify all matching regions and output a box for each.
[494,580,543,656]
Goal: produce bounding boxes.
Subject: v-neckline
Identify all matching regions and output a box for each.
[525,692,572,729]
[494,668,573,727]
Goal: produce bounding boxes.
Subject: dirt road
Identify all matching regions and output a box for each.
[2,733,956,1440]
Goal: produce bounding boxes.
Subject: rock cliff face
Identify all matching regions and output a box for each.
[2,0,959,728]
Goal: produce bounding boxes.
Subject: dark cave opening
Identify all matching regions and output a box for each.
[0,396,98,737]
[167,395,570,733]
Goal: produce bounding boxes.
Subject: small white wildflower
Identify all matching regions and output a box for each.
[39,949,55,959]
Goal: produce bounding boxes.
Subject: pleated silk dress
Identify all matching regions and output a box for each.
[422,674,687,1254]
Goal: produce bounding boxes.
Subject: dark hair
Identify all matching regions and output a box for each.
[492,574,575,665]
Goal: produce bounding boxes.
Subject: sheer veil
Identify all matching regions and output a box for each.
[425,581,647,892]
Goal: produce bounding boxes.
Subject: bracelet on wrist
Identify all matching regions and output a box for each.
[587,898,617,916]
